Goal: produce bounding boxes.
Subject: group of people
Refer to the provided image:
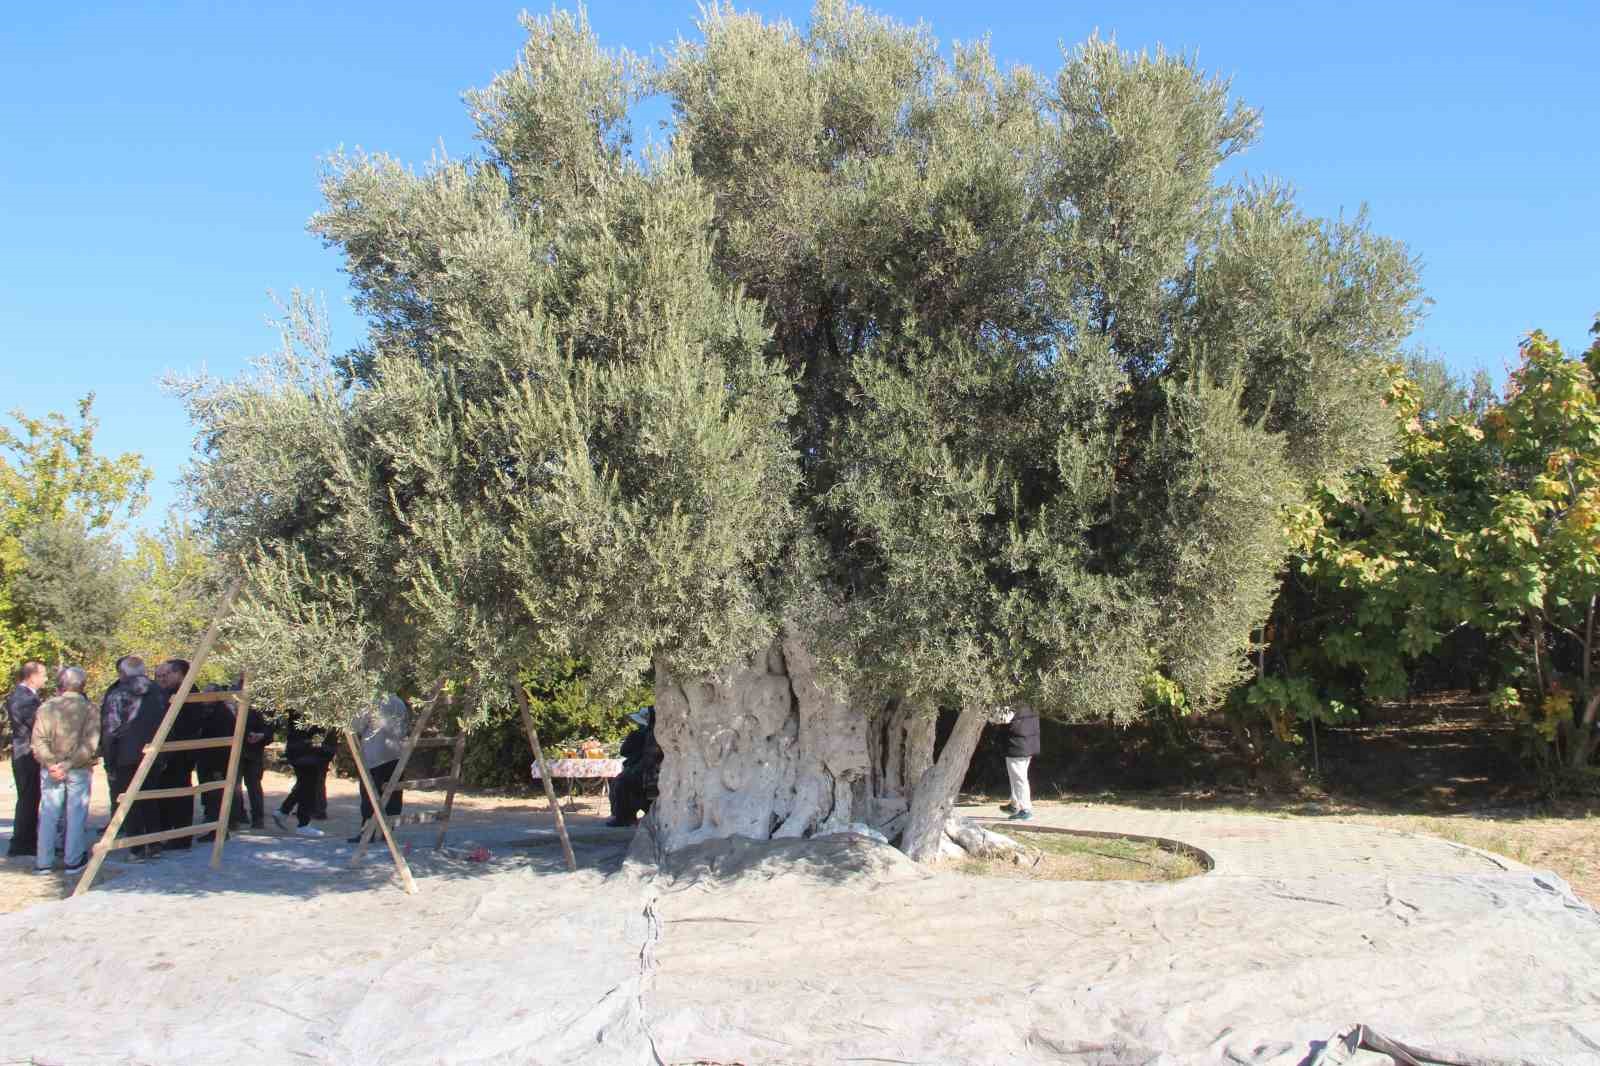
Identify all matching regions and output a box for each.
[5,656,275,872]
[277,692,411,844]
[5,655,415,873]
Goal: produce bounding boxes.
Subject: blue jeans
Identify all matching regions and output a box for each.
[36,767,91,870]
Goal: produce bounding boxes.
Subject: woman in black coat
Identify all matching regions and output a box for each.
[1000,705,1040,821]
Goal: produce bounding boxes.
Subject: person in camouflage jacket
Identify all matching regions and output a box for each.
[100,657,156,802]
[99,655,162,855]
[31,666,100,873]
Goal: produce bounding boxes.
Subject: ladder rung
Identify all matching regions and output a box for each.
[410,737,459,749]
[97,821,222,851]
[128,780,230,801]
[400,775,459,791]
[145,737,234,753]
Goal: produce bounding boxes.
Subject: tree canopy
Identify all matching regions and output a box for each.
[1275,320,1600,776]
[0,396,149,673]
[175,3,1421,743]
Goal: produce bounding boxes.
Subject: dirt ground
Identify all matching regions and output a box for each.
[0,765,610,916]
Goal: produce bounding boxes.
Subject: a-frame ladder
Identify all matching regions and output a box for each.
[347,681,467,874]
[348,679,580,876]
[73,575,420,898]
[74,576,249,895]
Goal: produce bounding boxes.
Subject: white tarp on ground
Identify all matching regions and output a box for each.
[1,826,1597,1065]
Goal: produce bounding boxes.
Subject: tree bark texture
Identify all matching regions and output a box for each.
[898,705,987,862]
[651,636,947,855]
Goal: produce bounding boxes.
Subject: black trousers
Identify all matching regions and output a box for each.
[109,763,159,845]
[8,751,40,856]
[196,757,234,827]
[359,759,404,823]
[237,755,265,825]
[608,767,647,825]
[157,755,195,848]
[281,762,328,827]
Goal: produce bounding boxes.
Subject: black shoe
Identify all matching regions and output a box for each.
[7,849,37,859]
[196,831,216,843]
[1006,809,1034,822]
[999,802,1017,814]
[605,817,637,828]
[347,835,364,844]
[64,856,88,875]
[250,819,265,830]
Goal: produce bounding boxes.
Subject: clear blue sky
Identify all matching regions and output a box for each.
[3,1,1596,527]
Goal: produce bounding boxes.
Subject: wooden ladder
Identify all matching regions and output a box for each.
[347,683,466,874]
[73,574,420,898]
[74,576,251,896]
[348,680,582,878]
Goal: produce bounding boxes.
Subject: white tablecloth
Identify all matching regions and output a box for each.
[530,757,624,780]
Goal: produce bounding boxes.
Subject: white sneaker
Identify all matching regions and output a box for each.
[272,812,289,831]
[294,825,325,838]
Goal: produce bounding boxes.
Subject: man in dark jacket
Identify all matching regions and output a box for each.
[148,659,203,849]
[998,704,1040,822]
[235,701,273,830]
[119,658,185,857]
[6,661,47,857]
[100,656,153,811]
[194,680,243,839]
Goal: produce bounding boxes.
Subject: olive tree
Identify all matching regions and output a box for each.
[176,2,1420,861]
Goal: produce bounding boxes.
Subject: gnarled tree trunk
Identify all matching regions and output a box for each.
[898,705,987,862]
[650,634,951,855]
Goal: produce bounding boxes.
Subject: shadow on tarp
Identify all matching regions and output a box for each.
[649,831,932,891]
[75,821,636,902]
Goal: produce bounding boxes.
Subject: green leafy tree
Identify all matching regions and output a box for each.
[665,6,1418,854]
[0,396,150,673]
[111,516,229,686]
[175,4,1420,858]
[1480,324,1600,770]
[14,515,128,671]
[1282,319,1600,777]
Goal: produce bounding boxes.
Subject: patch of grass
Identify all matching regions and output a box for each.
[987,788,1600,905]
[956,828,1204,883]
